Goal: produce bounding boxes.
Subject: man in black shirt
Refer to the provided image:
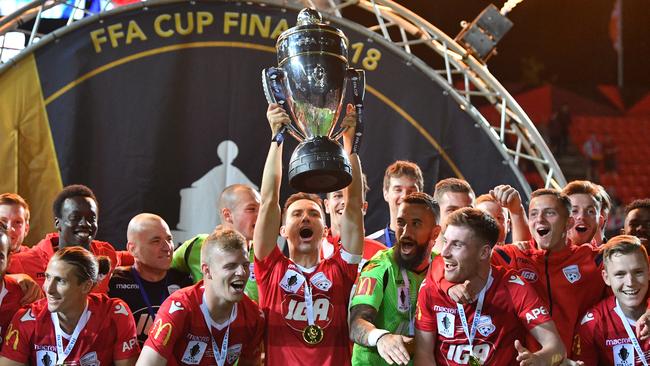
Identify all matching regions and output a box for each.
[109,213,192,346]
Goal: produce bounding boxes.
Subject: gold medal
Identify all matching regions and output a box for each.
[468,355,482,366]
[302,324,324,344]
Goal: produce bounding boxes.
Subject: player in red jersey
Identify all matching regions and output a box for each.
[7,185,121,293]
[415,208,565,366]
[562,180,602,247]
[253,103,364,365]
[442,189,607,352]
[0,229,25,341]
[323,173,386,266]
[569,235,650,365]
[137,226,264,366]
[0,193,31,254]
[0,246,139,365]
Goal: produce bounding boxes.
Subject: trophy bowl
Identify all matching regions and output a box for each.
[264,8,355,193]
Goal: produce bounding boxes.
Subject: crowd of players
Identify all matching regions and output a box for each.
[0,104,648,365]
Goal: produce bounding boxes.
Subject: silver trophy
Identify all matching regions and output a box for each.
[263,8,365,193]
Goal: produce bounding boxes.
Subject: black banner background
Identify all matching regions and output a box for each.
[34,1,524,248]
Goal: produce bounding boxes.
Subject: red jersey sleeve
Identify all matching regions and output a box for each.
[570,311,599,365]
[143,293,188,359]
[0,307,34,363]
[505,271,552,330]
[237,304,265,364]
[415,279,438,333]
[111,299,140,360]
[254,245,284,287]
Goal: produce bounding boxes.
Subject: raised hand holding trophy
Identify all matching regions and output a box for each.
[262,8,365,193]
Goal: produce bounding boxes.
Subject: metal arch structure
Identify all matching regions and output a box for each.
[0,0,567,198]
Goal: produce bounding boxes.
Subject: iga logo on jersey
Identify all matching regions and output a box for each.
[562,265,581,283]
[613,343,634,366]
[282,293,333,332]
[181,341,207,365]
[518,269,538,282]
[79,351,99,366]
[436,312,455,338]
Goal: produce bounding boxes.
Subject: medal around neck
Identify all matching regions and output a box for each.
[302,324,324,344]
[262,8,366,193]
[469,354,483,366]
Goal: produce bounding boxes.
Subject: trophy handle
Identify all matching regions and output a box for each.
[262,68,305,143]
[331,68,365,154]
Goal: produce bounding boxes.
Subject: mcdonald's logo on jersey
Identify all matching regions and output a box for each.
[150,319,173,346]
[4,324,19,351]
[355,277,377,297]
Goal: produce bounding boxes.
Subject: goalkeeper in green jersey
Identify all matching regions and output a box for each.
[171,184,261,302]
[350,192,441,365]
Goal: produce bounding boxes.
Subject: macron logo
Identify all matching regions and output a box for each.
[169,301,184,314]
[508,275,525,286]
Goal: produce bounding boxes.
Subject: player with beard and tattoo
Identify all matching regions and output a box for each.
[7,185,121,293]
[349,192,440,365]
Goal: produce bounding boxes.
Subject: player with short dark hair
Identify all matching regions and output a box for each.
[415,208,566,365]
[7,185,122,293]
[367,161,424,248]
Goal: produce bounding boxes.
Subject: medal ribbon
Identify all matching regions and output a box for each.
[347,68,365,154]
[400,269,414,335]
[51,303,91,365]
[456,269,493,357]
[200,293,236,366]
[614,299,649,366]
[131,266,169,319]
[303,277,316,327]
[384,226,393,248]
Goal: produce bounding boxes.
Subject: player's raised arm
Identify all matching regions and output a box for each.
[254,103,288,261]
[340,105,364,256]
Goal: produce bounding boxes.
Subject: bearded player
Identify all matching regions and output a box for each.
[414,208,565,365]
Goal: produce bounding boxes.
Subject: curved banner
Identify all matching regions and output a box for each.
[1,1,525,247]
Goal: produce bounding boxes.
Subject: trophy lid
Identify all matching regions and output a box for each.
[296,8,322,26]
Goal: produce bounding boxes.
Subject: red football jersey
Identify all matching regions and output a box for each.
[324,234,387,270]
[143,281,264,366]
[416,265,553,365]
[490,240,606,349]
[255,245,360,365]
[7,233,119,293]
[572,296,650,365]
[0,276,24,340]
[0,293,139,364]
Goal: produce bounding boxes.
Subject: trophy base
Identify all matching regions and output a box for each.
[288,137,352,193]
